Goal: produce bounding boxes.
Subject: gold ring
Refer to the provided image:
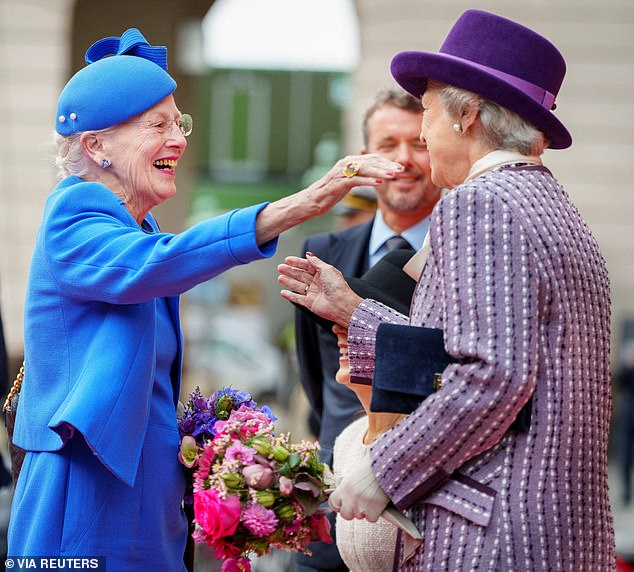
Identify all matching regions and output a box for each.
[343,162,360,178]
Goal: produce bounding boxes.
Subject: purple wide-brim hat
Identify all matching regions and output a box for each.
[391,10,572,149]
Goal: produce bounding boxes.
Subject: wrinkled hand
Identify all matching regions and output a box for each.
[327,446,389,522]
[278,254,362,328]
[307,153,404,216]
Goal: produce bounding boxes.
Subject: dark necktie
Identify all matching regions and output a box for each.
[385,235,414,252]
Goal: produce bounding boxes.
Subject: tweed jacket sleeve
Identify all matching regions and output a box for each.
[348,300,409,385]
[360,182,542,509]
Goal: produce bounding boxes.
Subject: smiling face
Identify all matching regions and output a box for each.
[365,104,440,224]
[96,95,187,223]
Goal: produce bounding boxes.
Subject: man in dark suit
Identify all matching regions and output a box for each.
[294,88,441,571]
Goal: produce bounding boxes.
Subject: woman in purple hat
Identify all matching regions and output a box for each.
[5,28,401,570]
[280,9,615,571]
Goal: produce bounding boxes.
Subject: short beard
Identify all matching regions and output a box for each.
[381,189,430,213]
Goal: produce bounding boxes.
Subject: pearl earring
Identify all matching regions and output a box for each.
[452,123,462,133]
[101,159,110,169]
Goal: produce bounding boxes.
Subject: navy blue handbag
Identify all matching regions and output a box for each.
[370,324,452,414]
[369,323,531,432]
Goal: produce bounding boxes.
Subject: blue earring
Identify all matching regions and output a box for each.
[101,159,110,169]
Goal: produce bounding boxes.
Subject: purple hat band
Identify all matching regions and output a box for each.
[390,10,572,149]
[441,53,556,111]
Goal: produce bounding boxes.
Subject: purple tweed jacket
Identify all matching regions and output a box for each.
[348,166,615,571]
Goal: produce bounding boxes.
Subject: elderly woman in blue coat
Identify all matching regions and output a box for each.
[6,29,401,569]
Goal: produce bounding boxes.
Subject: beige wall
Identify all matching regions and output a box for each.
[1,0,633,366]
[349,0,634,360]
[0,0,73,358]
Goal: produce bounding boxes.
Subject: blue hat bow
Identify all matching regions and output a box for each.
[85,28,168,71]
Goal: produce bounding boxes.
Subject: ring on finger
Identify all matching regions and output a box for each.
[304,285,310,294]
[343,161,360,178]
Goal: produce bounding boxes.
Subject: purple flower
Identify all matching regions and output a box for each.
[178,386,274,449]
[178,386,221,444]
[241,502,279,537]
[179,417,196,435]
[194,396,211,411]
[212,388,257,420]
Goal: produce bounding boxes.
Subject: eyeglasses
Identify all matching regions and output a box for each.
[129,113,193,137]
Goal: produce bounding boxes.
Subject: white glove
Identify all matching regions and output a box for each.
[328,446,389,522]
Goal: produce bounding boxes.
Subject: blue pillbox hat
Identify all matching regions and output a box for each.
[55,28,177,136]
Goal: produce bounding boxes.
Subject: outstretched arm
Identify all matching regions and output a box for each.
[257,154,402,245]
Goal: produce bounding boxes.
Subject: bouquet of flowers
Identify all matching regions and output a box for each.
[178,387,334,572]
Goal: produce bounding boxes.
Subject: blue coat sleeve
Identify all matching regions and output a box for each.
[42,179,276,303]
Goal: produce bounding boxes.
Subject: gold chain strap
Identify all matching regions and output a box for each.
[3,360,24,413]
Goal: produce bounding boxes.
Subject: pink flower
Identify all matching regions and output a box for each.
[225,441,256,464]
[221,558,252,572]
[242,464,275,489]
[194,444,217,482]
[213,419,229,436]
[309,510,333,544]
[232,405,272,425]
[279,476,293,496]
[211,537,242,560]
[241,501,279,537]
[191,527,209,545]
[194,489,242,540]
[231,406,273,436]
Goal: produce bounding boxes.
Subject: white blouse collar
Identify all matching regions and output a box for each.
[465,150,542,182]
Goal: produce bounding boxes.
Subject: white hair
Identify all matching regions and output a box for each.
[52,132,89,180]
[52,126,114,180]
[430,80,548,155]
